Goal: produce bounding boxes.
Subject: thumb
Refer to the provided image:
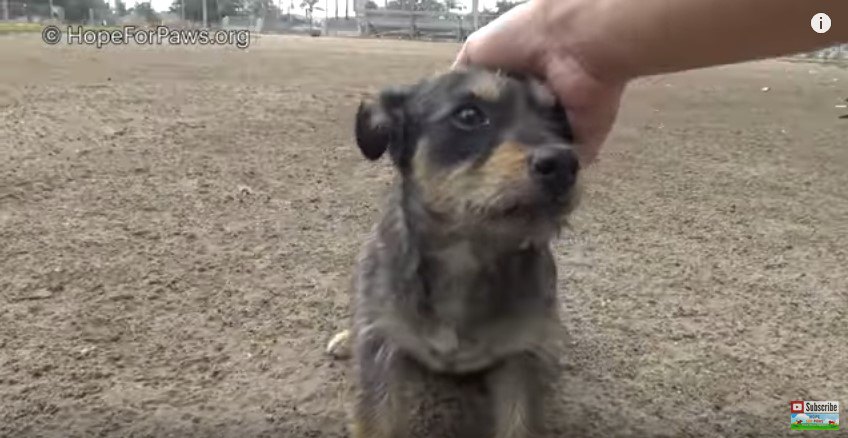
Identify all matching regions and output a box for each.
[545,61,626,165]
[452,42,471,70]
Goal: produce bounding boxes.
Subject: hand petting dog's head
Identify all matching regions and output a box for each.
[355,67,581,237]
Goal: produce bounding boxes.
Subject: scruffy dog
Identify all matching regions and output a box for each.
[327,67,581,438]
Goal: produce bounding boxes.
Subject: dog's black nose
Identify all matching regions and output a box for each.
[530,147,579,192]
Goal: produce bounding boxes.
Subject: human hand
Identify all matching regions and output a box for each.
[453,2,627,164]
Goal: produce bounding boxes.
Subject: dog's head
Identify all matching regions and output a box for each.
[355,67,581,237]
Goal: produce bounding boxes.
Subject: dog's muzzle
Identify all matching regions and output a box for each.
[528,145,580,197]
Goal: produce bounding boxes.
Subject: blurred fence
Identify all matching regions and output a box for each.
[218,13,322,36]
[353,8,495,41]
[0,0,492,40]
[16,1,840,54]
[2,0,65,22]
[0,0,121,24]
[323,17,358,36]
[210,8,488,40]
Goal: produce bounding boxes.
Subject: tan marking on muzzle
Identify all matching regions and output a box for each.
[477,141,529,186]
[413,141,531,217]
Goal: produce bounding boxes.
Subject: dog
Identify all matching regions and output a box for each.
[327,66,582,438]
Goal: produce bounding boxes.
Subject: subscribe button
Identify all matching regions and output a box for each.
[790,400,839,431]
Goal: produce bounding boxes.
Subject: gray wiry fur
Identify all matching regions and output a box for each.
[349,181,566,438]
[338,68,579,438]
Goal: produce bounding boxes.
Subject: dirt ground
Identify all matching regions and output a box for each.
[0,33,846,438]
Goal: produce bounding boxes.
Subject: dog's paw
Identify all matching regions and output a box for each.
[325,329,352,359]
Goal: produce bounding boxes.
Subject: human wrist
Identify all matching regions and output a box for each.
[534,0,636,85]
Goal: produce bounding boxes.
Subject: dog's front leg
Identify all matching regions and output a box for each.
[487,353,551,438]
[351,337,410,438]
[351,370,409,438]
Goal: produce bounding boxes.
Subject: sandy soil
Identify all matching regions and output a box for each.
[0,33,846,438]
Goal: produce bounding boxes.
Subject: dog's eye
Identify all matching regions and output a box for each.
[451,105,490,130]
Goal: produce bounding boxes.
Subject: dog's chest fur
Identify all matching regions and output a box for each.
[354,193,559,374]
[424,240,480,323]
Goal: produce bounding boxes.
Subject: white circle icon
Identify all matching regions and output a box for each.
[812,13,831,33]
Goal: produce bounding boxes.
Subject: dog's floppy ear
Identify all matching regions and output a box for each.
[355,101,391,161]
[354,86,411,161]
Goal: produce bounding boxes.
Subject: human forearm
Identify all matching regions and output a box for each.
[537,0,848,82]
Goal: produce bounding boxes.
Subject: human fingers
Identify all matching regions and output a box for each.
[450,3,544,73]
[546,64,626,164]
[451,43,469,69]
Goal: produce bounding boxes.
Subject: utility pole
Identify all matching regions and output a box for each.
[471,0,478,30]
[2,0,9,21]
[180,0,185,21]
[344,0,348,19]
[407,0,412,38]
[202,0,208,27]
